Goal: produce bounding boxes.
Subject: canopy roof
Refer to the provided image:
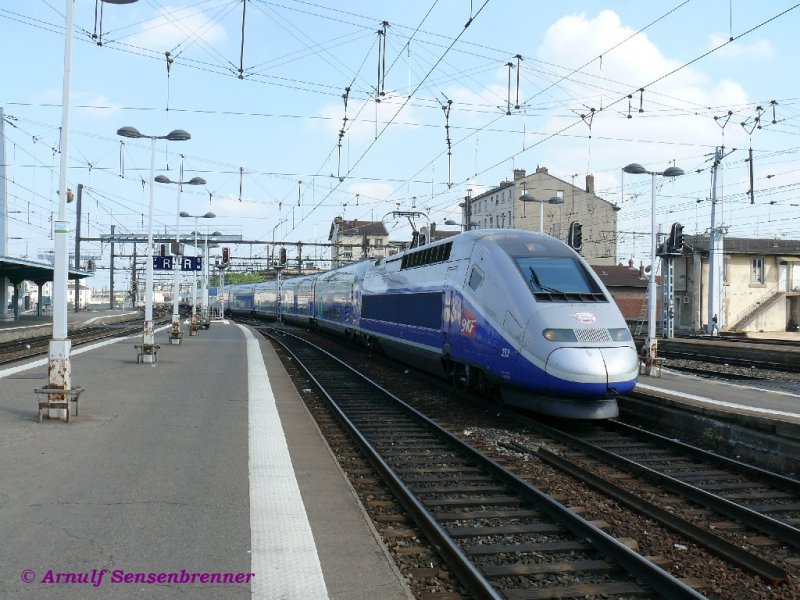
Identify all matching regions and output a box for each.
[0,256,91,285]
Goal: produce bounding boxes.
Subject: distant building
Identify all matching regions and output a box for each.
[461,166,619,265]
[670,235,800,333]
[328,217,390,268]
[591,261,651,328]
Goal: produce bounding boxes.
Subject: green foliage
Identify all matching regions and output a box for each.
[210,272,266,287]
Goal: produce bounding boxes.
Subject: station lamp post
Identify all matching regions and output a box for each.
[42,0,137,420]
[622,162,684,373]
[180,211,215,334]
[519,190,563,233]
[155,174,206,344]
[202,231,222,328]
[117,127,191,361]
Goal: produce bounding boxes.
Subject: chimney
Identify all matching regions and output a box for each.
[513,168,526,180]
[638,261,644,277]
[585,174,595,194]
[535,166,549,174]
[628,257,634,269]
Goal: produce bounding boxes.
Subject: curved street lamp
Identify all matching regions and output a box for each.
[179,211,215,334]
[155,174,206,344]
[117,127,192,361]
[622,162,684,373]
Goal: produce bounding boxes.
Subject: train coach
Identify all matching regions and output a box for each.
[222,229,639,419]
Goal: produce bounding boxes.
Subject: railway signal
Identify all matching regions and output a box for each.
[669,222,684,254]
[222,247,230,264]
[280,247,287,265]
[568,221,583,252]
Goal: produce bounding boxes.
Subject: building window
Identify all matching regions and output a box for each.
[376,238,383,247]
[723,256,729,284]
[751,257,765,284]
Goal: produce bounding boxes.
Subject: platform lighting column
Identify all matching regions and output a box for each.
[202,230,221,328]
[622,162,684,374]
[156,175,206,344]
[46,0,137,419]
[180,211,214,334]
[117,127,192,362]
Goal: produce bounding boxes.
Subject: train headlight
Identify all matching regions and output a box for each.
[542,328,577,342]
[608,328,632,341]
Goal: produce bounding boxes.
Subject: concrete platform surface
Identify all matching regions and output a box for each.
[0,321,411,599]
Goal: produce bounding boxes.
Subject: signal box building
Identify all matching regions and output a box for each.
[461,166,619,265]
[668,235,800,334]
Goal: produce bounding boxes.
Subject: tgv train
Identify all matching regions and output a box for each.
[221,230,639,419]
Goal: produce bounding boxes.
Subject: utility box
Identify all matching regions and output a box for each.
[171,241,185,256]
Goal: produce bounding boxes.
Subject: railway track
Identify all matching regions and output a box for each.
[501,417,799,583]
[262,326,708,600]
[654,339,800,373]
[0,312,171,364]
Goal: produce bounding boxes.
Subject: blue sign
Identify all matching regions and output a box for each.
[153,256,174,270]
[180,256,202,272]
[153,256,202,271]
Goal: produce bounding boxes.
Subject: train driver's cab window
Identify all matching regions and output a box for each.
[468,268,483,290]
[515,257,606,302]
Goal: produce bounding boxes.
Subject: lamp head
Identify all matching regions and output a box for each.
[519,193,534,203]
[548,196,564,205]
[202,212,216,219]
[187,177,206,186]
[166,129,191,141]
[179,211,191,217]
[662,166,684,178]
[154,175,172,184]
[444,219,458,226]
[622,162,647,175]
[116,126,142,139]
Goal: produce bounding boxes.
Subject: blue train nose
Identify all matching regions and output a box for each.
[545,347,638,394]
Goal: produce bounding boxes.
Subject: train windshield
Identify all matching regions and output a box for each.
[515,257,606,302]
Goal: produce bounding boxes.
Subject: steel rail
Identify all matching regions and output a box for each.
[609,419,800,495]
[522,417,800,548]
[264,328,708,600]
[508,443,787,585]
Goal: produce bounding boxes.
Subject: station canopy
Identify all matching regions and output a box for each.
[0,256,92,285]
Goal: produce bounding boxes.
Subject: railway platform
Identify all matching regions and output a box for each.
[0,320,411,599]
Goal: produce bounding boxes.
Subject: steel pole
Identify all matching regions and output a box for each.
[645,172,658,371]
[170,183,182,342]
[140,135,156,361]
[708,147,723,335]
[48,0,75,418]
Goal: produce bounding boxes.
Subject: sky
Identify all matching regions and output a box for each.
[2,0,800,291]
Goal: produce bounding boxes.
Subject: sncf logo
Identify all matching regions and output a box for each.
[460,308,477,337]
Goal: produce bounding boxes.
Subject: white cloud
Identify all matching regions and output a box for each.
[530,10,752,177]
[707,33,773,59]
[129,6,227,51]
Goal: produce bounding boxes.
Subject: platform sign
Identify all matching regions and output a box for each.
[180,256,202,271]
[153,256,174,270]
[153,256,202,271]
